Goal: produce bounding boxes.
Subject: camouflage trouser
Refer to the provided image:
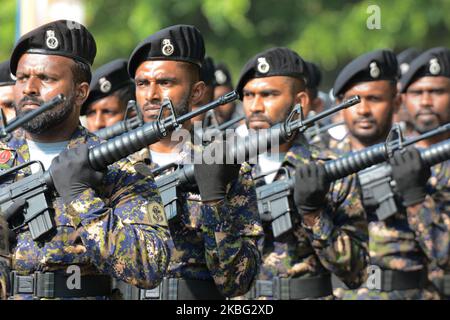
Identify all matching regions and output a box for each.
[333,286,440,300]
[0,217,11,300]
[429,268,450,300]
[231,294,335,300]
[0,258,10,300]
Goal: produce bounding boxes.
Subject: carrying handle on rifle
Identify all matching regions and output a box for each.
[254,166,291,182]
[157,98,178,137]
[284,104,304,137]
[124,100,145,127]
[385,123,405,158]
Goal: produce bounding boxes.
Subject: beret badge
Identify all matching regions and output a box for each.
[400,63,410,75]
[369,61,380,79]
[257,57,270,74]
[162,39,174,56]
[429,58,441,75]
[99,77,112,93]
[45,30,59,50]
[214,69,227,85]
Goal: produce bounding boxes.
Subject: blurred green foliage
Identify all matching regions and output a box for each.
[1,0,450,88]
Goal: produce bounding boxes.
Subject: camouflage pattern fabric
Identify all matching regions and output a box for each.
[330,136,442,300]
[131,141,263,298]
[0,126,171,300]
[242,136,369,300]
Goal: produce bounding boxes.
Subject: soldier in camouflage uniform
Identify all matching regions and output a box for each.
[0,60,16,299]
[0,20,170,300]
[0,60,16,122]
[400,47,450,299]
[0,216,11,299]
[303,61,331,149]
[81,58,135,134]
[120,24,263,300]
[234,47,369,300]
[331,49,441,299]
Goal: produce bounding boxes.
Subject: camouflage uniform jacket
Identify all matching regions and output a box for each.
[0,126,171,299]
[329,136,443,299]
[410,155,450,295]
[252,137,369,298]
[132,143,263,298]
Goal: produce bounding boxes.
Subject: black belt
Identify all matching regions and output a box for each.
[246,274,333,300]
[332,268,428,292]
[10,271,112,299]
[432,274,450,296]
[114,278,226,300]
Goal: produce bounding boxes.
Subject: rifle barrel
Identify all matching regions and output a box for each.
[177,91,238,124]
[3,94,65,135]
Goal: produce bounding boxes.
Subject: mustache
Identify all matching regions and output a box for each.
[353,116,376,124]
[142,101,162,110]
[18,96,44,109]
[416,109,440,118]
[248,114,272,124]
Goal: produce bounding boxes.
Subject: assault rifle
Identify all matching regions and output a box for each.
[152,96,361,221]
[0,91,238,241]
[257,123,450,239]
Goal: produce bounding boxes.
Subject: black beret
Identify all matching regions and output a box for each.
[81,58,134,115]
[400,47,450,93]
[10,20,96,75]
[128,24,205,78]
[0,60,15,86]
[200,56,216,86]
[214,62,233,87]
[333,49,398,97]
[304,61,322,89]
[236,47,306,99]
[397,48,420,76]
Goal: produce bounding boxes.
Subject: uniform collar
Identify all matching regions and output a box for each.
[0,126,96,173]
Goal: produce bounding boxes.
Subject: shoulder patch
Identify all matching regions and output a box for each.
[147,202,168,227]
[0,150,15,170]
[0,150,12,164]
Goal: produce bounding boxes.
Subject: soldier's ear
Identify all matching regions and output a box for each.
[75,82,90,105]
[190,81,206,106]
[295,91,310,115]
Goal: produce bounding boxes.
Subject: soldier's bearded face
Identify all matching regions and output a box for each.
[190,84,215,124]
[403,76,450,134]
[242,76,307,130]
[134,60,204,123]
[13,54,81,134]
[85,94,127,132]
[342,80,399,145]
[214,85,236,124]
[0,85,16,122]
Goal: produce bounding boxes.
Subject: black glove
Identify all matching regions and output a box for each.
[3,198,26,223]
[0,216,11,255]
[49,144,105,204]
[0,199,25,253]
[294,162,330,214]
[194,162,241,202]
[389,147,431,207]
[1,199,27,249]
